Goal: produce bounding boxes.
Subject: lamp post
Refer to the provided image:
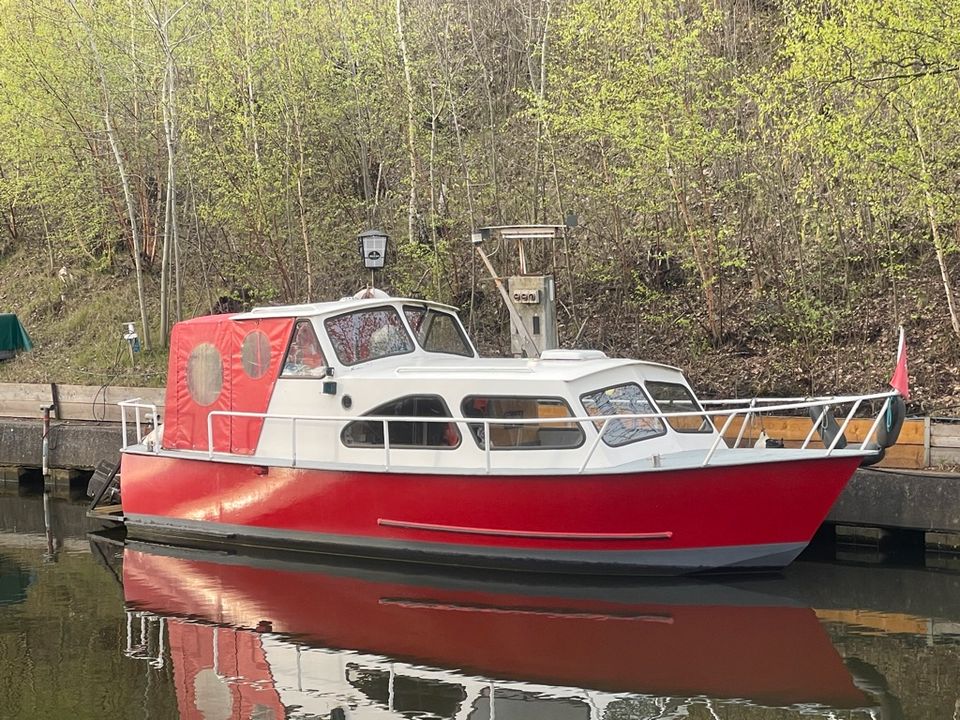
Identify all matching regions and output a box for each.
[357,229,389,288]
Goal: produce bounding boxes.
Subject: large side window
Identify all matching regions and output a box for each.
[580,384,666,447]
[342,396,460,449]
[460,396,583,450]
[403,306,474,357]
[645,381,713,433]
[281,320,327,377]
[325,306,414,366]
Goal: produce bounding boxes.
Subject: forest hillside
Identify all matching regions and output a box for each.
[0,0,958,413]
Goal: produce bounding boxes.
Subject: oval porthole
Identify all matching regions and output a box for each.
[187,343,223,406]
[342,395,353,410]
[241,330,271,379]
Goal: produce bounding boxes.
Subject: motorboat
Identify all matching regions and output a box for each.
[106,292,905,574]
[113,540,878,719]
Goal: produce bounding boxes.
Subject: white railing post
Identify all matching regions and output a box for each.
[578,417,611,473]
[291,417,298,467]
[860,397,892,450]
[802,405,828,449]
[383,419,391,471]
[702,412,738,467]
[828,399,862,454]
[484,421,491,474]
[134,403,142,443]
[733,399,756,448]
[207,412,215,459]
[120,405,129,449]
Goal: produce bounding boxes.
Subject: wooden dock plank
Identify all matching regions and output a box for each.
[931,447,960,467]
[930,422,960,448]
[0,383,164,421]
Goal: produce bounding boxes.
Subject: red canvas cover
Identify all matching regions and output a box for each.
[230,317,295,454]
[163,314,294,454]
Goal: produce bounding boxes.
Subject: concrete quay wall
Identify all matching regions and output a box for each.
[828,467,960,535]
[0,418,124,472]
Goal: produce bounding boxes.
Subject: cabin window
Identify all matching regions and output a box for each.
[460,396,584,450]
[341,395,460,449]
[580,383,666,447]
[403,306,473,356]
[186,343,223,406]
[282,320,328,377]
[645,381,713,433]
[325,306,414,366]
[241,330,271,379]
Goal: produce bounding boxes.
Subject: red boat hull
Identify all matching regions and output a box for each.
[119,450,859,574]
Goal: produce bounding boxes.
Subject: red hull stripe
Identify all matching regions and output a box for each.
[378,518,672,540]
[379,598,675,623]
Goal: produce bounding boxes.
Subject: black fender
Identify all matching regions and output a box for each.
[877,395,907,449]
[809,404,847,450]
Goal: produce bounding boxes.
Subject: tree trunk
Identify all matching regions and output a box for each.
[395,0,417,247]
[913,109,960,338]
[69,0,152,351]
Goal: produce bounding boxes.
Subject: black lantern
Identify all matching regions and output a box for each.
[357,229,388,270]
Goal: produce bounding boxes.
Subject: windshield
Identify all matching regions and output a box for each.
[403,306,474,357]
[580,383,666,447]
[324,306,414,366]
[645,381,713,433]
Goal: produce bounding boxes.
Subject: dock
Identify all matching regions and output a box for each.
[0,383,164,495]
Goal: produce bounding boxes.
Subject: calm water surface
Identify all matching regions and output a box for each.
[1,490,960,720]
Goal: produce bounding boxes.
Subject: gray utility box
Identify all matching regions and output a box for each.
[507,275,557,357]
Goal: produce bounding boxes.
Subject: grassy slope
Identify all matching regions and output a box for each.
[0,246,169,387]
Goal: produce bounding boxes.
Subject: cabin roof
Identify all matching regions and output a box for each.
[231,296,460,321]
[335,353,684,384]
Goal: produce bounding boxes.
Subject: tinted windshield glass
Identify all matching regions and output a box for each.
[325,306,414,366]
[403,306,473,356]
[580,383,666,447]
[645,381,713,433]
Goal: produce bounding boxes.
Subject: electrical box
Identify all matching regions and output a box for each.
[508,275,557,357]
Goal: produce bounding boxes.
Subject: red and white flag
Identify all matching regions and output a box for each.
[889,326,909,399]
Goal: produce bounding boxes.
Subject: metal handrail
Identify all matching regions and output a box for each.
[180,390,900,473]
[117,399,158,451]
[117,390,899,472]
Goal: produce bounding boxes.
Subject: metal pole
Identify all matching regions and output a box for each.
[473,243,540,358]
[40,404,52,478]
[43,490,55,561]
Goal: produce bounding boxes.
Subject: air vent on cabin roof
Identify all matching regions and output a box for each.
[539,349,608,361]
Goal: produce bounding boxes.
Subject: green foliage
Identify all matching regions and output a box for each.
[0,0,958,399]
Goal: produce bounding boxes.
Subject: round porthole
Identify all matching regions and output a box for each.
[241,330,271,379]
[342,395,352,410]
[186,343,223,406]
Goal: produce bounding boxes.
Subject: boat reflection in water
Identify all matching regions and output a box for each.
[116,541,881,720]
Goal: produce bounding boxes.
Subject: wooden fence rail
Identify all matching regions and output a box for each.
[0,383,164,423]
[930,419,960,468]
[716,414,930,470]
